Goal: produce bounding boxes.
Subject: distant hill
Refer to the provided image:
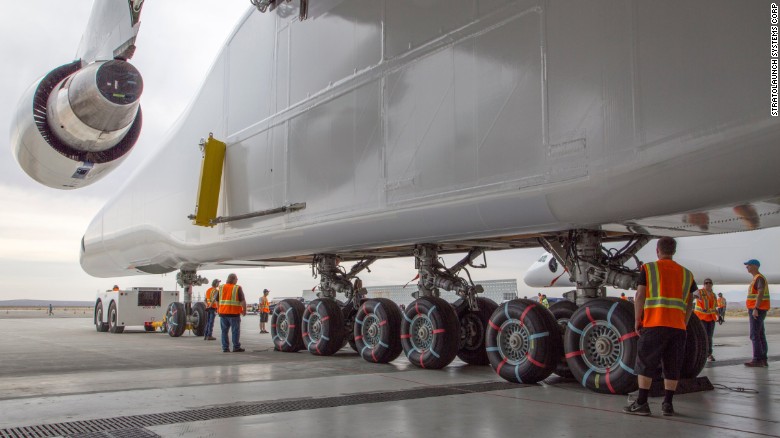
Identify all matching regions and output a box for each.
[0,299,93,307]
[717,292,779,309]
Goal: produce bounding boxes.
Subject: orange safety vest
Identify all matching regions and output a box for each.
[260,296,270,313]
[716,297,726,309]
[218,283,243,315]
[621,295,628,301]
[694,288,718,322]
[746,274,770,310]
[642,260,694,330]
[205,287,219,309]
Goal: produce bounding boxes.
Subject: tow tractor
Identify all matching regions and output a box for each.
[94,287,178,334]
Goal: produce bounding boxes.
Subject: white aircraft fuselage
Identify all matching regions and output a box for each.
[77,0,779,277]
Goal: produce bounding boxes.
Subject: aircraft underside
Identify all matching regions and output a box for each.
[12,0,775,395]
[136,225,718,395]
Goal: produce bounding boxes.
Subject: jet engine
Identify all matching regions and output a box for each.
[11,59,143,189]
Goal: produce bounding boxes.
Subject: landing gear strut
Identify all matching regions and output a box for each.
[167,269,208,337]
[534,229,649,393]
[301,255,377,356]
[402,244,491,368]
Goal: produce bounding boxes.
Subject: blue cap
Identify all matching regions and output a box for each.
[744,259,760,267]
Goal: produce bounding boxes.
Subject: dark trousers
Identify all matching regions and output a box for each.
[204,308,216,338]
[701,320,715,356]
[749,309,768,361]
[220,316,241,351]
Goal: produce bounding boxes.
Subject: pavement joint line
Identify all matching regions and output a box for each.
[0,381,517,437]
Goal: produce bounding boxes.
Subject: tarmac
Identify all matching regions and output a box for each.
[0,315,777,437]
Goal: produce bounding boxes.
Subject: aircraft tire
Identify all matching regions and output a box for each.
[486,299,560,383]
[302,298,345,356]
[108,301,124,334]
[166,302,186,337]
[680,316,707,378]
[354,298,402,363]
[191,302,207,337]
[454,297,498,365]
[95,300,108,332]
[564,299,638,394]
[349,338,358,352]
[272,298,305,352]
[549,300,578,379]
[401,296,460,369]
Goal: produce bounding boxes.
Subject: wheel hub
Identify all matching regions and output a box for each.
[497,320,530,365]
[277,314,289,338]
[595,337,612,356]
[580,321,622,372]
[362,314,381,347]
[508,333,523,349]
[410,315,434,351]
[308,314,322,342]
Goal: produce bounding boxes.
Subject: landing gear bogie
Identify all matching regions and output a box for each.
[271,298,306,352]
[549,300,578,378]
[302,298,345,356]
[454,297,498,365]
[564,298,638,394]
[191,302,207,337]
[166,302,186,337]
[354,298,403,363]
[486,299,561,383]
[681,316,708,378]
[401,296,460,369]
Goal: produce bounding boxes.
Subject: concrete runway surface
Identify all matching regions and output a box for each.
[0,316,777,437]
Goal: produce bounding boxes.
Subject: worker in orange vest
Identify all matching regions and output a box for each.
[203,279,220,341]
[716,293,727,324]
[620,292,628,301]
[694,278,718,362]
[624,237,696,417]
[744,259,770,367]
[112,285,119,292]
[259,289,271,333]
[217,273,247,353]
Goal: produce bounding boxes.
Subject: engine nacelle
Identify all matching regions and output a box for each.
[11,60,143,189]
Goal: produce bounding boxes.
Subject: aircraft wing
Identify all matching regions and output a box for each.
[77,0,144,63]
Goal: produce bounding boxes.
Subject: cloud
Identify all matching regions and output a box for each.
[0,184,104,263]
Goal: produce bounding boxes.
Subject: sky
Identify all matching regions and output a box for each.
[0,1,542,302]
[0,2,774,304]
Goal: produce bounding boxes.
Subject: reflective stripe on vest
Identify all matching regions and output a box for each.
[746,274,770,310]
[694,289,718,322]
[218,284,243,315]
[261,296,270,313]
[205,287,219,309]
[643,260,693,330]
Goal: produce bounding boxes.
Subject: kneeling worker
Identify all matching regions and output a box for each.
[624,237,697,417]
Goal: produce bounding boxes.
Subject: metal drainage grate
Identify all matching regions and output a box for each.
[65,429,161,438]
[0,381,519,438]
